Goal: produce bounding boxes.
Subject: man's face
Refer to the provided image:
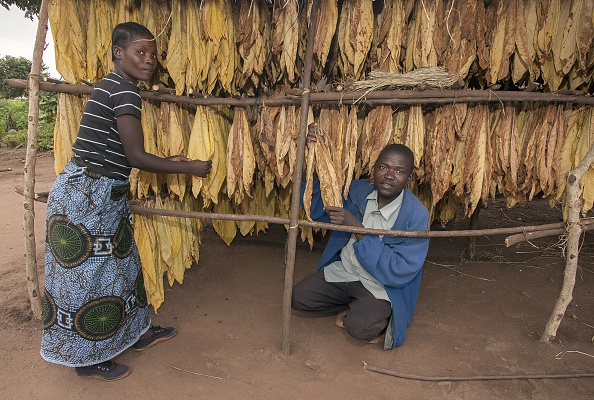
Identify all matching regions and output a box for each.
[373,150,413,208]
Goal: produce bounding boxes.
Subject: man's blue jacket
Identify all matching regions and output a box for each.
[302,179,430,349]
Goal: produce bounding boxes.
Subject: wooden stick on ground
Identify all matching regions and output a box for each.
[362,361,594,381]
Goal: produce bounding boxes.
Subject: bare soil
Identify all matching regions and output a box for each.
[0,147,593,399]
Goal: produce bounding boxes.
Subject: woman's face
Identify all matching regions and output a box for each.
[113,36,157,82]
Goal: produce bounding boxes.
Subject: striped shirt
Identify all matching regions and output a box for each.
[72,72,141,180]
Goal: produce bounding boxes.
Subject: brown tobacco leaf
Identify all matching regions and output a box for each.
[343,106,360,199]
[272,0,299,82]
[466,105,489,215]
[488,0,516,84]
[425,105,456,205]
[475,0,490,70]
[575,0,594,71]
[303,140,317,221]
[535,0,559,61]
[157,102,171,158]
[311,0,339,81]
[512,0,536,83]
[314,130,343,208]
[404,105,425,179]
[373,0,406,72]
[227,107,255,203]
[367,106,394,176]
[451,106,474,196]
[318,106,346,185]
[302,124,344,221]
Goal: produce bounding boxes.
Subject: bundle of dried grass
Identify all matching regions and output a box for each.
[349,67,460,92]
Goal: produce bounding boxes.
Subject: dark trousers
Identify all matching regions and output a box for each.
[291,270,391,342]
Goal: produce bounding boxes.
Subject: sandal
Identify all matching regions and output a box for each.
[133,325,177,352]
[75,360,130,381]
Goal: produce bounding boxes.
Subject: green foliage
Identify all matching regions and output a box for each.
[0,97,55,151]
[0,55,47,99]
[0,1,41,18]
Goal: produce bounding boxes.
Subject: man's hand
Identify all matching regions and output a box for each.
[324,206,361,227]
[325,206,365,240]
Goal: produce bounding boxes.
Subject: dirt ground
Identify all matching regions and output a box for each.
[0,146,593,400]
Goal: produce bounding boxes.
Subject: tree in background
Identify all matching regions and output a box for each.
[0,0,41,17]
[0,55,47,98]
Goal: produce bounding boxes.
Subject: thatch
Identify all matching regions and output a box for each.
[349,67,460,92]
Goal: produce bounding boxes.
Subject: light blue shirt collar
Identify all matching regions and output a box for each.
[366,189,404,221]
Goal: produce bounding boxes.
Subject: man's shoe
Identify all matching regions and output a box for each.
[133,325,177,352]
[75,360,130,381]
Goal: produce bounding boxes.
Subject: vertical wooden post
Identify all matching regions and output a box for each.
[281,0,320,355]
[541,143,594,342]
[23,0,50,320]
[465,200,482,260]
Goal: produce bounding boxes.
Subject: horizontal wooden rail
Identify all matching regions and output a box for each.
[128,204,594,240]
[7,78,594,106]
[15,188,594,241]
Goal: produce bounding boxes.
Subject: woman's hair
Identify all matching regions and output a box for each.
[111,22,154,61]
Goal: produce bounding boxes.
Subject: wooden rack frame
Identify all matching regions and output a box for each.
[17,0,594,355]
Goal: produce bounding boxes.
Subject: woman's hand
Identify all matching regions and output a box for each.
[166,155,191,162]
[186,159,212,177]
[166,155,212,177]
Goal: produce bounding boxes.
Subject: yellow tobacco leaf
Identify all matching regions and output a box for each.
[188,106,214,198]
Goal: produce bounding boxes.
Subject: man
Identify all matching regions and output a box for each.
[292,126,430,349]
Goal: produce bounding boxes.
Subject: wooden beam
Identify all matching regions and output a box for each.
[7,78,594,106]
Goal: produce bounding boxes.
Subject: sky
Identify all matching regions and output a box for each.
[0,6,59,78]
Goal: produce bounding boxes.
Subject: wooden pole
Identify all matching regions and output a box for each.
[505,224,594,247]
[126,204,594,239]
[24,189,594,239]
[281,0,320,356]
[23,0,50,320]
[7,78,594,107]
[541,143,594,342]
[464,200,482,260]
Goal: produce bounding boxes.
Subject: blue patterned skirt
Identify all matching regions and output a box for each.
[40,161,150,367]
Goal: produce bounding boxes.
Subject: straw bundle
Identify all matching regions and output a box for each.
[349,67,460,92]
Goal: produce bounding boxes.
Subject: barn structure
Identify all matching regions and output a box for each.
[12,0,594,355]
